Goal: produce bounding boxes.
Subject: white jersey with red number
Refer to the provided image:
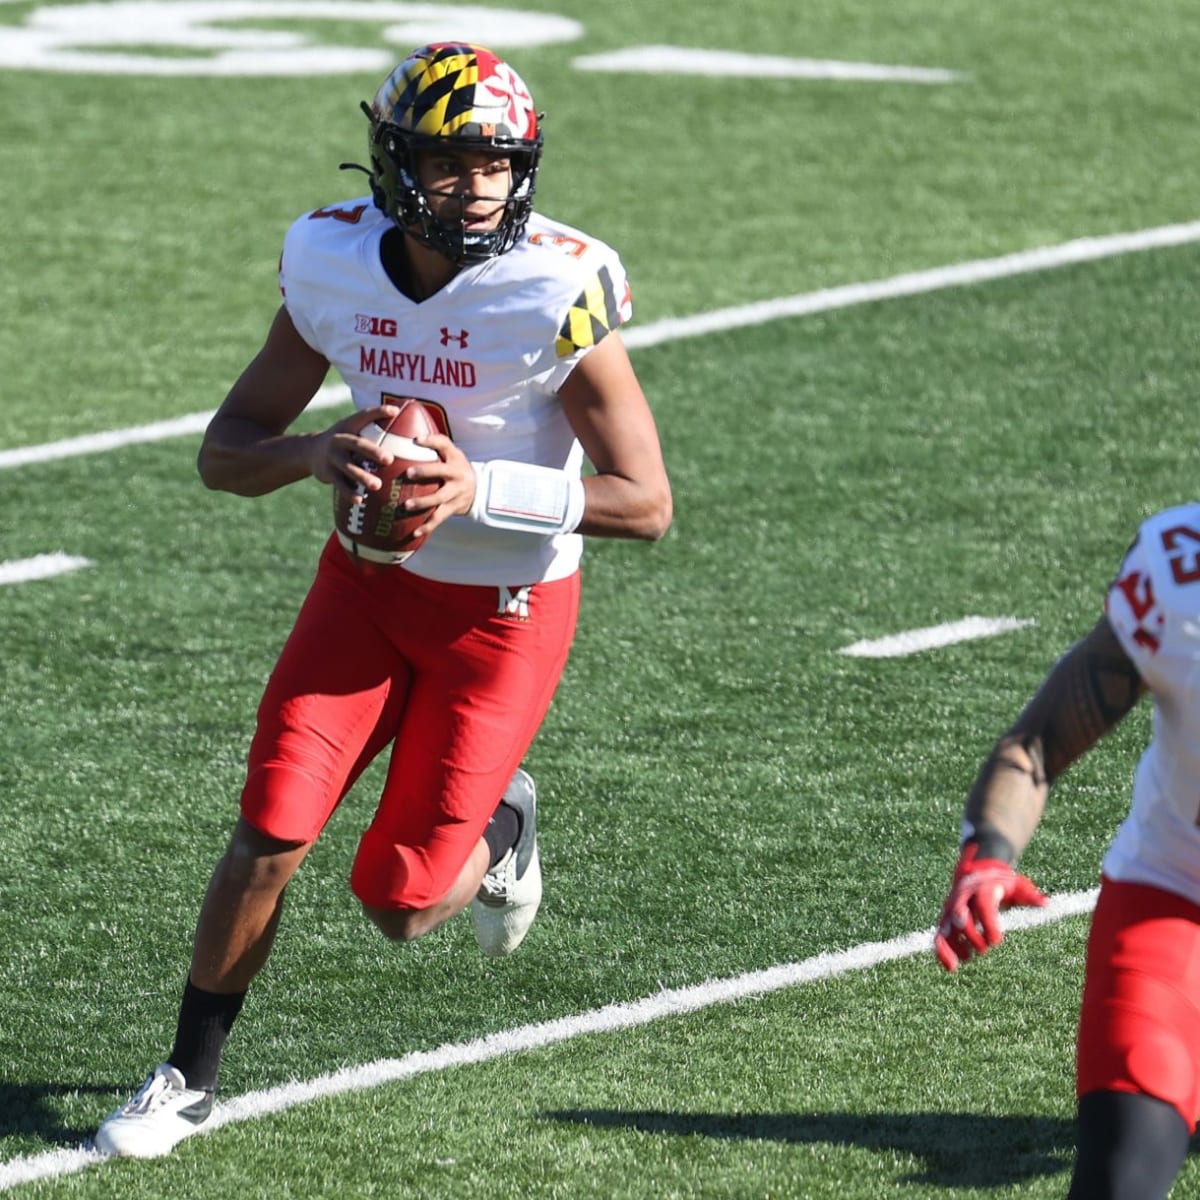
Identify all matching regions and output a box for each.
[1103,502,1200,903]
[279,199,633,586]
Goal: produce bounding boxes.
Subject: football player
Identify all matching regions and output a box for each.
[934,504,1200,1199]
[95,43,671,1158]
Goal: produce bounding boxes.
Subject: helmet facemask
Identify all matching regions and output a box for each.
[367,118,542,264]
[356,44,544,266]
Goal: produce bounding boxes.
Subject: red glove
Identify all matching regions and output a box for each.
[934,842,1048,972]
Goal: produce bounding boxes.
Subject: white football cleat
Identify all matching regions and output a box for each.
[93,1064,213,1159]
[471,768,542,957]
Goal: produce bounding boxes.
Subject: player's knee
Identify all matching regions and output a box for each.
[351,828,455,941]
[219,818,310,893]
[359,903,434,942]
[350,824,450,911]
[1079,1004,1199,1133]
[351,827,410,907]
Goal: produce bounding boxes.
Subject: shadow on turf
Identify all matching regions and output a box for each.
[0,1082,118,1146]
[543,1108,1200,1187]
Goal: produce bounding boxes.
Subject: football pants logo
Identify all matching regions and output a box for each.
[497,585,532,620]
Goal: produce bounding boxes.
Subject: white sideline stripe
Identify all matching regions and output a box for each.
[4,219,1200,472]
[0,553,93,585]
[0,888,1098,1191]
[839,616,1036,658]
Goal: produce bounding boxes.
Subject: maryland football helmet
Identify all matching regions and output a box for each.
[358,43,543,264]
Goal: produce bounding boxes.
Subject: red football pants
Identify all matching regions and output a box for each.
[240,537,579,910]
[1077,876,1200,1131]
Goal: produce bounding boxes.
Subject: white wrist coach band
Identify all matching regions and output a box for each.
[469,460,586,535]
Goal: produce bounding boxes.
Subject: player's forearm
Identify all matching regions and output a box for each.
[959,616,1146,864]
[576,473,672,541]
[197,416,320,497]
[962,735,1049,864]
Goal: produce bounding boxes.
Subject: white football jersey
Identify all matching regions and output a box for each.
[279,200,633,585]
[1103,502,1200,902]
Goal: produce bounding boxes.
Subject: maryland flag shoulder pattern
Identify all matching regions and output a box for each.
[555,265,628,358]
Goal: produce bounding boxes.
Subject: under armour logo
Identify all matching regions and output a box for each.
[497,585,532,620]
[440,327,469,348]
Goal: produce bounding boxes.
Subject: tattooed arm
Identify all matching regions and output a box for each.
[934,614,1147,971]
[963,615,1147,865]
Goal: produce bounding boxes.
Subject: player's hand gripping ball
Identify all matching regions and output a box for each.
[333,399,440,565]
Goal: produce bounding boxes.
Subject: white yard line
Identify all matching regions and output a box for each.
[0,554,93,586]
[0,411,219,470]
[839,616,1037,658]
[0,390,346,471]
[572,46,967,84]
[3,219,1200,471]
[0,888,1098,1190]
[622,219,1200,349]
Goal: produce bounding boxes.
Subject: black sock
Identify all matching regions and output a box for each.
[168,977,246,1092]
[483,802,521,868]
[1067,1090,1190,1200]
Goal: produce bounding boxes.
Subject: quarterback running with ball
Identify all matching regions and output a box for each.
[96,43,671,1158]
[934,504,1200,1199]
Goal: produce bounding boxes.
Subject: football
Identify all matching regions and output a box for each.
[333,399,441,565]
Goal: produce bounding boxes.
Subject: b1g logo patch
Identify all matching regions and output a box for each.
[356,313,398,337]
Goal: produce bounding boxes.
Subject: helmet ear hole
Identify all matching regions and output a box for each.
[361,43,544,264]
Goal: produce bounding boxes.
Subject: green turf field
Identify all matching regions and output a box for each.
[2,0,1200,1195]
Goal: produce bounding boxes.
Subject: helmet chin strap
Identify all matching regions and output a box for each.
[336,163,503,265]
[412,187,508,264]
